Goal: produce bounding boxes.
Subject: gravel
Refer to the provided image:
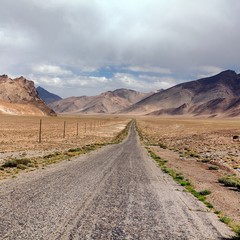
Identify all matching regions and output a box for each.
[0,123,234,239]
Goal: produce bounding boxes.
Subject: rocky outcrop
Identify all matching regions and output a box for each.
[0,75,56,116]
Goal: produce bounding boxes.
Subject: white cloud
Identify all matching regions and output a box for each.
[112,73,176,92]
[34,76,62,87]
[127,66,172,74]
[193,65,224,78]
[0,0,239,97]
[32,71,178,97]
[32,64,72,76]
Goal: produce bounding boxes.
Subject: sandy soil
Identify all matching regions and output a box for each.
[0,122,234,239]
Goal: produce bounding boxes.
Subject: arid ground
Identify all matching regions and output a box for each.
[136,117,240,228]
[0,115,130,152]
[0,115,239,237]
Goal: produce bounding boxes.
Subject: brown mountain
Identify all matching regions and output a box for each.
[49,89,150,114]
[0,75,56,116]
[123,70,240,117]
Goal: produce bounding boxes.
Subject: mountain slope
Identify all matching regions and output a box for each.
[37,86,62,104]
[123,70,240,116]
[49,89,150,114]
[0,75,56,116]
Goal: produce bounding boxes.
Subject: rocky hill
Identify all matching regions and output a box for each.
[49,89,150,114]
[0,75,56,116]
[123,70,240,117]
[36,86,62,104]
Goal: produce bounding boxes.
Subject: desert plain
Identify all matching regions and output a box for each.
[0,114,240,234]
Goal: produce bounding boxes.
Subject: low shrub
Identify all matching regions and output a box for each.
[2,158,31,168]
[68,148,81,152]
[208,165,219,170]
[189,152,200,158]
[159,143,167,149]
[220,216,231,224]
[198,189,211,196]
[2,159,18,168]
[218,175,240,189]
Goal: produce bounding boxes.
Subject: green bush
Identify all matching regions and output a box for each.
[208,165,219,170]
[2,158,31,168]
[159,143,167,149]
[189,152,200,158]
[218,175,240,189]
[204,201,213,209]
[2,159,18,168]
[68,148,81,152]
[220,216,231,224]
[198,189,211,196]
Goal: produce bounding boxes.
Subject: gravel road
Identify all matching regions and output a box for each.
[0,122,234,239]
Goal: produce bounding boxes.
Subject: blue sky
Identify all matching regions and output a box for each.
[0,0,240,97]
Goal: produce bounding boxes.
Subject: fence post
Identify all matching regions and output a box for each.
[39,119,42,143]
[77,122,79,136]
[63,121,66,138]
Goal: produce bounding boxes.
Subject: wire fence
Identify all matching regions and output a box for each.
[0,115,128,152]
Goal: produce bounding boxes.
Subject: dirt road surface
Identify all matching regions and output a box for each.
[0,123,234,239]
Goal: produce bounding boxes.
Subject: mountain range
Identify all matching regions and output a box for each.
[122,70,240,117]
[1,70,240,117]
[49,89,150,114]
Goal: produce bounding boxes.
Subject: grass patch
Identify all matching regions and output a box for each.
[208,165,219,170]
[219,175,240,190]
[188,152,201,158]
[202,159,210,163]
[198,189,211,196]
[2,158,32,168]
[159,143,167,149]
[220,216,231,224]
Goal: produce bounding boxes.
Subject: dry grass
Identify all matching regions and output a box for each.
[0,115,131,152]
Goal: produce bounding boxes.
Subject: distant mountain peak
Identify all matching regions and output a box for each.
[36,86,62,104]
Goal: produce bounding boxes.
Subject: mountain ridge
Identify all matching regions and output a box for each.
[121,70,240,117]
[49,88,151,114]
[1,70,240,117]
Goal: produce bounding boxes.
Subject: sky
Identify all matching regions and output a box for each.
[0,0,240,98]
